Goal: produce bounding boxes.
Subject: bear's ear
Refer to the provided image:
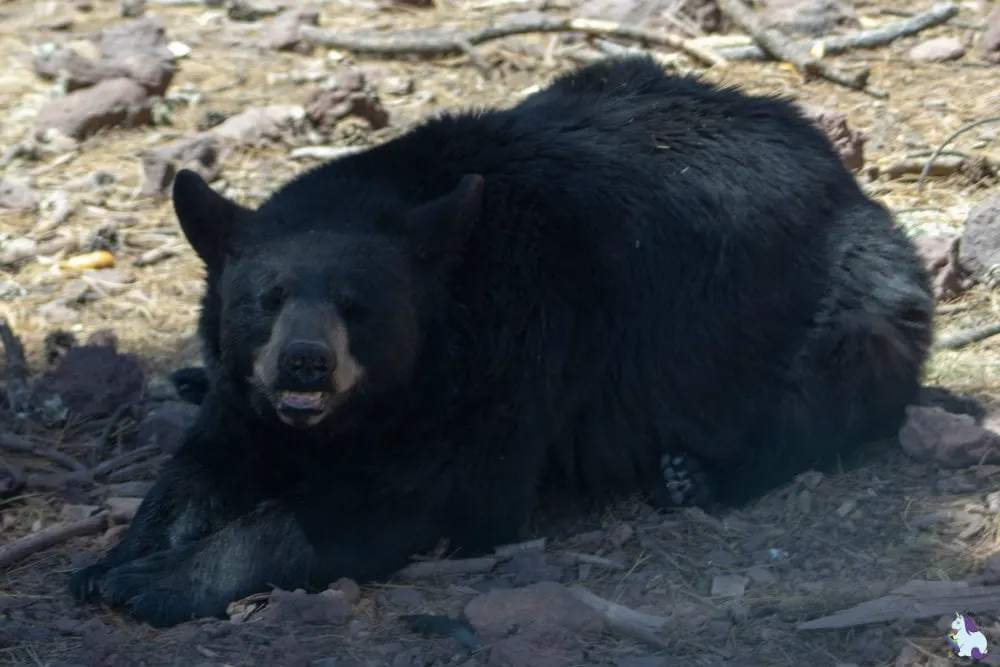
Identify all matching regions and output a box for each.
[172,169,253,269]
[403,174,484,271]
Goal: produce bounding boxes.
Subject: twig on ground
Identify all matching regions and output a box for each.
[713,3,957,61]
[878,6,983,31]
[106,455,170,483]
[493,537,547,558]
[561,551,627,570]
[885,155,967,181]
[23,471,90,491]
[299,15,727,68]
[935,302,972,315]
[91,444,160,478]
[0,512,109,570]
[397,556,498,580]
[714,0,881,96]
[916,115,1000,194]
[0,432,88,474]
[797,579,1000,630]
[0,457,27,497]
[567,585,672,651]
[933,321,1000,350]
[133,245,180,268]
[0,318,31,415]
[91,403,135,466]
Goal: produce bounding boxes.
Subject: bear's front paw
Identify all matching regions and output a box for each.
[658,453,716,509]
[69,561,115,604]
[97,548,214,628]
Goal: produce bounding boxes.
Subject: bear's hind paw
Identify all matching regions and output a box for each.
[658,453,716,509]
[68,561,113,604]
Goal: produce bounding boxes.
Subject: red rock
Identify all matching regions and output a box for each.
[959,197,1000,281]
[464,582,605,641]
[304,70,390,132]
[980,6,1000,63]
[488,624,586,667]
[35,78,154,140]
[140,133,221,197]
[913,234,970,300]
[760,0,858,37]
[899,405,1000,469]
[797,104,865,172]
[30,341,147,421]
[908,37,966,62]
[262,7,320,52]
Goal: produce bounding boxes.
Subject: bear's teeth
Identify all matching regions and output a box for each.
[279,391,327,410]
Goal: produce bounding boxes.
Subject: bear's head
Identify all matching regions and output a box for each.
[171,168,484,429]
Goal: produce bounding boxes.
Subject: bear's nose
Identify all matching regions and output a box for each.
[279,341,334,385]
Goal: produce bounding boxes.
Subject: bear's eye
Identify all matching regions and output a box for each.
[259,286,286,313]
[338,295,368,321]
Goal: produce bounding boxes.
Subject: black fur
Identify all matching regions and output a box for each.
[69,56,933,627]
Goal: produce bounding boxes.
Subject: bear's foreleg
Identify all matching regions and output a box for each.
[90,463,446,627]
[69,452,255,604]
[88,500,316,627]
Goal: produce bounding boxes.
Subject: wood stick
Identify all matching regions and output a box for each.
[300,16,727,68]
[92,444,161,478]
[714,0,880,96]
[92,402,134,466]
[797,579,1000,631]
[0,318,31,415]
[567,585,672,651]
[562,551,627,570]
[933,321,1000,351]
[713,2,957,61]
[106,455,170,482]
[0,512,109,570]
[397,556,498,580]
[0,432,88,474]
[0,457,26,497]
[885,156,966,181]
[916,115,1000,194]
[493,537,547,558]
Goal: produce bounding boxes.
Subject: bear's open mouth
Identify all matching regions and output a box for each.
[277,391,331,412]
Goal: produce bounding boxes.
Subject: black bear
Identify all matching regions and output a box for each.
[69,55,934,628]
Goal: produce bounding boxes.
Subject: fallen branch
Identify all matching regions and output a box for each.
[885,155,966,181]
[23,471,90,491]
[916,115,1000,194]
[713,3,958,61]
[0,457,26,497]
[933,321,1000,351]
[0,318,31,415]
[714,0,879,96]
[568,585,672,651]
[92,444,161,478]
[878,6,984,31]
[92,403,135,466]
[562,551,627,570]
[493,537,547,558]
[397,556,498,580]
[0,512,109,570]
[0,432,88,474]
[106,455,170,483]
[797,579,1000,631]
[300,15,727,68]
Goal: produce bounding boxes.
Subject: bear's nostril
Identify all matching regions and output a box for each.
[280,342,334,383]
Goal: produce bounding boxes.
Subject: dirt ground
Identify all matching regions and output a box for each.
[1,0,1000,665]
